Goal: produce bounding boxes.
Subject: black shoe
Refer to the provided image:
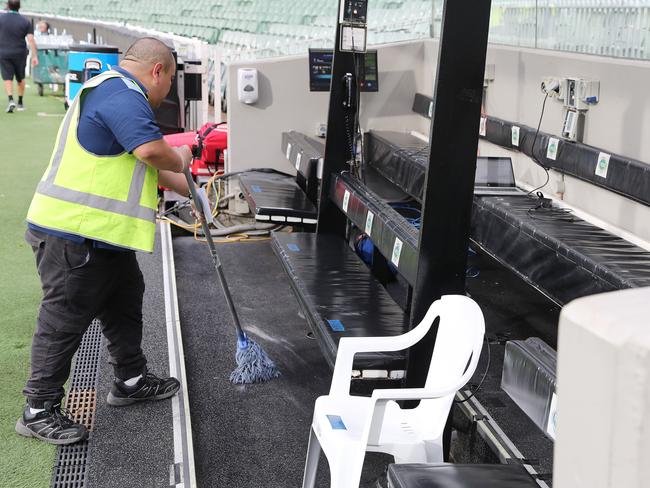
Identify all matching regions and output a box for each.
[17,103,25,111]
[15,402,88,445]
[107,372,180,407]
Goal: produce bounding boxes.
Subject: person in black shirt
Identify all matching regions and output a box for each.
[0,0,38,113]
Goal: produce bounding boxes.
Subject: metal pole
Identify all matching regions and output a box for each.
[407,0,493,386]
[317,1,360,236]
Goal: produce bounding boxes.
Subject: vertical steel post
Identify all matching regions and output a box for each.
[407,0,492,385]
[317,2,361,236]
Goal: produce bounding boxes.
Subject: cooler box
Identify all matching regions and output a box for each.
[65,44,119,105]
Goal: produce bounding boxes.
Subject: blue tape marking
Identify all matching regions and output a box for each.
[287,243,300,252]
[251,185,262,193]
[326,415,347,430]
[328,319,345,332]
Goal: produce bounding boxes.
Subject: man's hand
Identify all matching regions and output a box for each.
[174,145,194,173]
[27,34,38,68]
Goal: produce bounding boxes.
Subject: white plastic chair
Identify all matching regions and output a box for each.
[301,294,485,488]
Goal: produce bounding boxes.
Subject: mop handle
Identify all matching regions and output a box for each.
[182,166,245,337]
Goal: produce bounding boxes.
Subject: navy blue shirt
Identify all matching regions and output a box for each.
[29,66,163,250]
[77,66,162,155]
[0,10,31,57]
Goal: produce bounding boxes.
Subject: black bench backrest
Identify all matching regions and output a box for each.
[281,131,325,204]
[412,93,650,207]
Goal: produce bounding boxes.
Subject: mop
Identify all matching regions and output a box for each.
[182,167,280,384]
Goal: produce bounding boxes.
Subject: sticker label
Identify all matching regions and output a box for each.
[285,142,292,160]
[479,116,487,137]
[295,152,302,170]
[327,319,345,332]
[595,152,610,178]
[251,185,262,193]
[342,190,350,213]
[547,137,559,160]
[428,101,433,118]
[546,392,558,440]
[326,414,347,430]
[511,126,520,147]
[365,211,374,236]
[287,243,300,252]
[391,238,403,267]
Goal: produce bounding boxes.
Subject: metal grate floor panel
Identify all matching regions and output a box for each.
[67,389,97,431]
[51,320,102,488]
[51,442,90,488]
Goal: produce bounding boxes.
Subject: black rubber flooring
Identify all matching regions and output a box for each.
[173,236,390,488]
[81,227,560,486]
[86,233,175,488]
[464,244,560,481]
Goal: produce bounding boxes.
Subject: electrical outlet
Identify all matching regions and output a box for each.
[230,186,250,214]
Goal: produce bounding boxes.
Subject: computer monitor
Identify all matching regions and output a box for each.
[474,157,516,187]
[308,49,379,92]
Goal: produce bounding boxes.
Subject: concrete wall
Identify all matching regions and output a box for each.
[554,287,650,488]
[226,39,436,174]
[226,37,650,243]
[482,45,650,163]
[470,44,650,245]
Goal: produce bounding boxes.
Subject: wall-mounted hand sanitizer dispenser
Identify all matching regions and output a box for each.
[237,68,259,105]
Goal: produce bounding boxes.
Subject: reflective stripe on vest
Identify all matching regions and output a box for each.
[27,70,158,252]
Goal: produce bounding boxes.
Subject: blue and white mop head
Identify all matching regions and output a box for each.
[230,333,281,384]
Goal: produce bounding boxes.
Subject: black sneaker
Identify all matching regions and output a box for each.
[17,103,25,111]
[15,402,88,445]
[107,372,180,407]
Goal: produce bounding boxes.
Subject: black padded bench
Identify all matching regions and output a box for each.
[239,172,318,224]
[472,195,650,304]
[238,131,324,225]
[387,463,540,488]
[367,127,650,305]
[369,130,429,203]
[330,172,419,285]
[271,232,410,375]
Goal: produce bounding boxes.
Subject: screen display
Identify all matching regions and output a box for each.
[309,49,334,92]
[309,49,379,92]
[474,157,516,187]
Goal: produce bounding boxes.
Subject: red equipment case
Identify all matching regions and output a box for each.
[163,122,228,178]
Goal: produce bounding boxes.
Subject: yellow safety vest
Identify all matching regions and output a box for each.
[26,70,159,253]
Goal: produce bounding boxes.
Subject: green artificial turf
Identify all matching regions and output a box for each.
[0,83,66,488]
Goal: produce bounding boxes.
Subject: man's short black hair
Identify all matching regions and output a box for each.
[7,0,21,11]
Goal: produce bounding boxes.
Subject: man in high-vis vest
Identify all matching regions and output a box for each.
[16,37,194,445]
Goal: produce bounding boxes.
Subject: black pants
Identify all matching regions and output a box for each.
[23,228,148,408]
